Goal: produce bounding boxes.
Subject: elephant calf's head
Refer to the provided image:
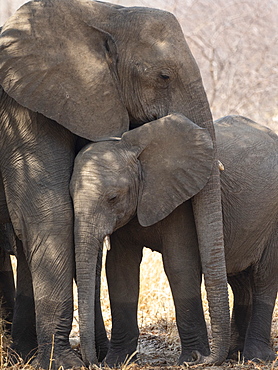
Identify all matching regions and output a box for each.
[70,140,140,239]
[70,113,214,242]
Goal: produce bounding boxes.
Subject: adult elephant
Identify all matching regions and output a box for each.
[70,115,278,366]
[0,0,229,367]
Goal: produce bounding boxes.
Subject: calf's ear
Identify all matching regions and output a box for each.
[121,114,214,227]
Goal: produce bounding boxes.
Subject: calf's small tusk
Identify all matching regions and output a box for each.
[103,235,111,251]
[218,160,225,171]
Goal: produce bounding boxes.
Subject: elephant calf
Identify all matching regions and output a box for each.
[70,114,278,366]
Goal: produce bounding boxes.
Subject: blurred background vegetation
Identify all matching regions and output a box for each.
[1,0,277,132]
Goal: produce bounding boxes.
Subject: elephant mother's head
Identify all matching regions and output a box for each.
[0,0,229,366]
[0,0,211,139]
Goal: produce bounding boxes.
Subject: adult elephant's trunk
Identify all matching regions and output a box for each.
[193,160,230,364]
[74,218,102,366]
[183,80,230,364]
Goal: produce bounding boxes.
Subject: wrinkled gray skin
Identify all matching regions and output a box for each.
[0,29,15,338]
[0,176,104,363]
[0,175,37,358]
[70,115,278,366]
[0,0,228,367]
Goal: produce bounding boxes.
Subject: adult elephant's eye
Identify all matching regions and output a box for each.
[160,73,170,80]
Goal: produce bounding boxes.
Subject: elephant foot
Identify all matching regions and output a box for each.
[227,342,244,361]
[178,340,210,365]
[103,351,138,368]
[243,341,277,363]
[96,337,109,363]
[227,349,242,361]
[31,345,85,370]
[178,348,210,365]
[103,331,138,368]
[104,343,138,368]
[10,344,38,365]
[11,328,37,362]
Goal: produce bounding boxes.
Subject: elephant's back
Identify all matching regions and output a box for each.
[214,115,278,274]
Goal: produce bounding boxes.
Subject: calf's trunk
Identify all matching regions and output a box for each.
[74,219,102,366]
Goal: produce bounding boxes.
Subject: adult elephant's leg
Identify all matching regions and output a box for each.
[2,112,83,369]
[11,238,37,361]
[105,229,143,367]
[227,271,253,359]
[161,202,209,364]
[243,234,277,362]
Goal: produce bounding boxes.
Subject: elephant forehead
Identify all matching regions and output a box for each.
[126,8,181,38]
[76,142,137,175]
[79,144,120,169]
[119,7,184,51]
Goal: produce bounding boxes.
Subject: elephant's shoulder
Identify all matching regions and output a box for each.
[215,115,278,143]
[215,115,278,158]
[216,115,278,193]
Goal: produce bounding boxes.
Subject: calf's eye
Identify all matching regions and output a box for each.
[108,195,117,202]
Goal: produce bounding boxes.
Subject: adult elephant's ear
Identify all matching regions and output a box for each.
[0,0,129,140]
[121,114,214,227]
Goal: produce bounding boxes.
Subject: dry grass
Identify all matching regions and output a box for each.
[2,250,278,369]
